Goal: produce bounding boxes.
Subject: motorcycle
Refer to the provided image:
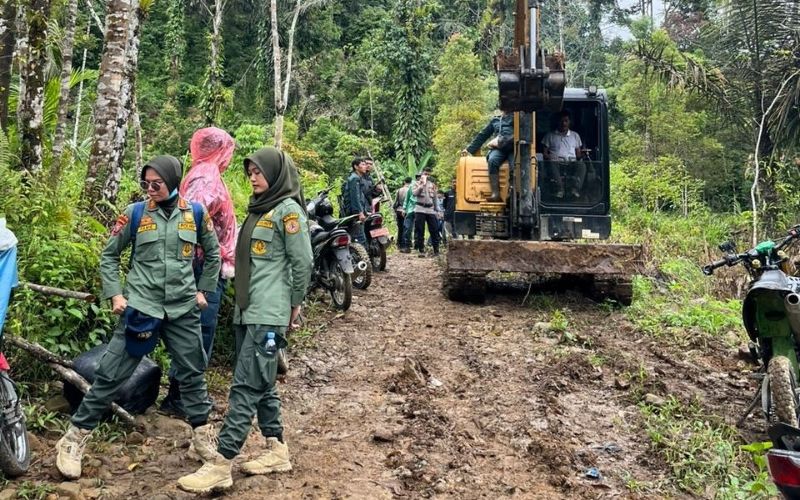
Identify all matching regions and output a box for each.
[309,187,373,290]
[0,219,29,477]
[364,197,390,272]
[703,225,800,428]
[767,423,800,499]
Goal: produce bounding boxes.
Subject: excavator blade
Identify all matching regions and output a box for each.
[443,240,644,305]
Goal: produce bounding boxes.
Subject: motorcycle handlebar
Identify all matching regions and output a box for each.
[702,258,730,276]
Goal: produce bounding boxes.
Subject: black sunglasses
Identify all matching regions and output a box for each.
[140,180,164,191]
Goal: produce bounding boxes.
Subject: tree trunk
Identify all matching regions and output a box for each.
[0,0,16,132]
[17,0,50,175]
[100,2,144,210]
[50,0,79,182]
[202,0,224,125]
[72,22,90,147]
[164,0,185,84]
[270,0,283,149]
[82,0,137,217]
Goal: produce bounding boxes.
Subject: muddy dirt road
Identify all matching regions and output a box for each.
[6,252,759,498]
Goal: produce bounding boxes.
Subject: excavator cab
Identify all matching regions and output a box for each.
[442,0,642,305]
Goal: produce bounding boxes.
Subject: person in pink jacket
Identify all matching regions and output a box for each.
[161,127,237,418]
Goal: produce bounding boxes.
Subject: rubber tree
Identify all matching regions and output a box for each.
[266,0,330,149]
[0,0,16,132]
[50,0,79,182]
[197,0,226,125]
[17,0,51,174]
[82,0,145,218]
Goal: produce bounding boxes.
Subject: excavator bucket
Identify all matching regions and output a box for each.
[443,239,644,305]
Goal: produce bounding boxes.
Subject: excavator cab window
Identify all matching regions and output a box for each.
[536,100,607,210]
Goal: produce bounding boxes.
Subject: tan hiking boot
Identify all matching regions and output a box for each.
[177,452,232,493]
[191,423,218,462]
[241,437,292,475]
[56,425,91,479]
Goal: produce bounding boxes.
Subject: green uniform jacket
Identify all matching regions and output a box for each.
[100,198,221,320]
[466,114,515,155]
[234,198,313,326]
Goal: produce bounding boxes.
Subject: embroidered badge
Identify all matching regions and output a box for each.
[252,240,267,255]
[182,242,193,258]
[283,213,301,234]
[138,223,157,233]
[203,212,213,232]
[183,211,194,222]
[111,214,129,236]
[256,219,274,229]
[178,198,188,209]
[147,200,157,210]
[178,222,196,231]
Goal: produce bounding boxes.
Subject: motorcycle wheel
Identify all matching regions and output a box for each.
[0,372,30,477]
[370,241,387,272]
[768,355,800,426]
[330,262,352,310]
[350,243,372,290]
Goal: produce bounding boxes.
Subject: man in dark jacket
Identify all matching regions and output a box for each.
[461,108,514,202]
[343,157,367,244]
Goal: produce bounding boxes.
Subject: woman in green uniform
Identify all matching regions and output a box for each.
[178,147,313,493]
[56,155,220,480]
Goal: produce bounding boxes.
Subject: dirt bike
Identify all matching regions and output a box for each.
[364,196,390,272]
[703,225,800,428]
[0,228,29,477]
[315,187,373,290]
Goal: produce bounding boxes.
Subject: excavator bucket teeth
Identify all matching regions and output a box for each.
[443,240,644,304]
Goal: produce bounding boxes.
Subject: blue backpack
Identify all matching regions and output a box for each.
[129,201,204,258]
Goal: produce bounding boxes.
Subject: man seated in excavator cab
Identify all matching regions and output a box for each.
[460,104,514,202]
[541,110,586,199]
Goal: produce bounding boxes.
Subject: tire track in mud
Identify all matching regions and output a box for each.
[8,252,760,498]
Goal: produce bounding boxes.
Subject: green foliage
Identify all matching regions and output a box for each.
[640,398,776,498]
[429,32,494,183]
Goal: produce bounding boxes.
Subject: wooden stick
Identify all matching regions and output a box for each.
[5,336,137,427]
[19,282,95,302]
[5,336,74,367]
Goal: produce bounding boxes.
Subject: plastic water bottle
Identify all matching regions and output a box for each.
[264,332,277,356]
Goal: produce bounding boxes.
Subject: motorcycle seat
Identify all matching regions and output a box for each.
[320,215,338,231]
[311,230,330,246]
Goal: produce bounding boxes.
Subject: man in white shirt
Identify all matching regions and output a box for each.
[542,111,586,199]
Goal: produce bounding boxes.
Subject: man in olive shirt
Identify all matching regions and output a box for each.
[178,147,313,493]
[55,156,220,480]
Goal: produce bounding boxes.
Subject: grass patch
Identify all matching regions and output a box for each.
[639,397,776,498]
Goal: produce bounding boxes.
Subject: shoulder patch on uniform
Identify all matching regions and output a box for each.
[283,213,301,234]
[111,214,129,236]
[203,211,213,232]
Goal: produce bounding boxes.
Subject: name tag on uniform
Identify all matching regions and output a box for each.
[178,222,196,231]
[256,219,274,229]
[138,216,157,233]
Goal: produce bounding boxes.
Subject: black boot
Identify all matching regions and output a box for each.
[487,173,502,202]
[159,377,187,419]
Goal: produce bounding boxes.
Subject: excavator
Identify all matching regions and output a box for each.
[443,1,643,304]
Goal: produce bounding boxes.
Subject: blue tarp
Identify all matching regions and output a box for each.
[0,246,18,339]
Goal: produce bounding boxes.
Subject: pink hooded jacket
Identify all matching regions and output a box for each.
[180,127,238,279]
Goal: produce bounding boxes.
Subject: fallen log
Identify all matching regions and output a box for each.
[19,282,95,303]
[5,336,137,427]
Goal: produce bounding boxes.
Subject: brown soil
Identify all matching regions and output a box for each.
[5,252,761,498]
